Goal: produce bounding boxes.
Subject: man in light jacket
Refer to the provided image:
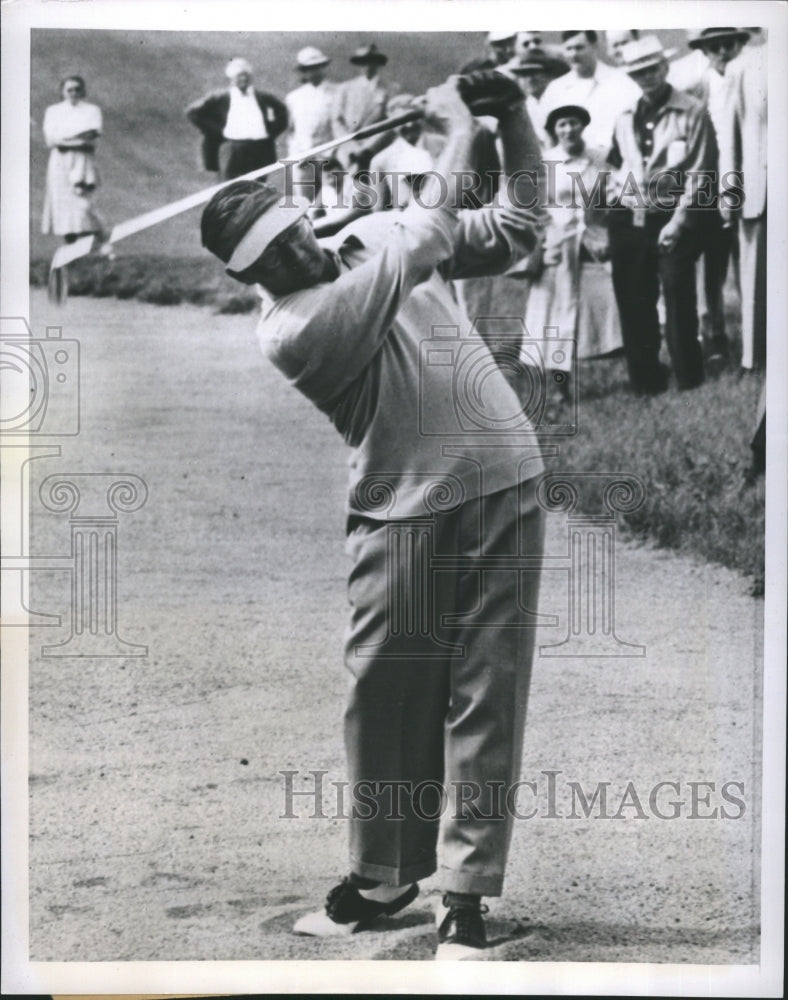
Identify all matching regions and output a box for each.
[718,39,767,372]
[541,30,640,154]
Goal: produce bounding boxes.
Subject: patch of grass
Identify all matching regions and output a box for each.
[539,357,765,582]
[215,290,260,314]
[30,253,235,312]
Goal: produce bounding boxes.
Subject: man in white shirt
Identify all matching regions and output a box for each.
[540,30,641,154]
[368,94,433,210]
[605,29,639,67]
[185,57,288,180]
[285,46,338,198]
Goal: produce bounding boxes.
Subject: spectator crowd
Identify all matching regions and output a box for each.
[44,28,768,401]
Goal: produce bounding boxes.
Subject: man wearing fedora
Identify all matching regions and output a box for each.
[333,43,389,170]
[200,76,546,961]
[607,35,717,394]
[680,28,752,369]
[185,58,288,181]
[540,30,640,153]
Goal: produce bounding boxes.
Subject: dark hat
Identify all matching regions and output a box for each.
[201,180,309,277]
[544,103,591,137]
[350,43,388,66]
[688,27,751,49]
[503,50,569,79]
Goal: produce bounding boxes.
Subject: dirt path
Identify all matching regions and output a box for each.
[24,291,762,965]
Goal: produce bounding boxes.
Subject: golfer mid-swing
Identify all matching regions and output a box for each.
[200,76,547,960]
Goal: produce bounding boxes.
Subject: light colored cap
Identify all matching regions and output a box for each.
[226,195,311,273]
[620,35,677,73]
[487,30,517,45]
[225,57,252,79]
[297,46,331,68]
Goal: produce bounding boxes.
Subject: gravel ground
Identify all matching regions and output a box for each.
[25,290,762,967]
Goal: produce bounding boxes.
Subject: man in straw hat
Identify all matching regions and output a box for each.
[200,75,547,960]
[185,57,288,180]
[607,34,717,394]
[285,45,338,197]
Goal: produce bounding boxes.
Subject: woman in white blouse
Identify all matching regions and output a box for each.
[42,75,108,245]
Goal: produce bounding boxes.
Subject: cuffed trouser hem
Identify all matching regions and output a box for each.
[438,866,504,897]
[350,857,436,888]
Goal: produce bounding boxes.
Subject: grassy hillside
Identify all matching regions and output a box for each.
[30,28,692,260]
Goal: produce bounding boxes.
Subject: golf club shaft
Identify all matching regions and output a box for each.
[49,109,425,271]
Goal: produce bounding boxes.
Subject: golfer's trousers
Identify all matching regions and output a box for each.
[343,479,544,896]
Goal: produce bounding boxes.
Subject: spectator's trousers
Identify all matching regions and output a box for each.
[218,138,277,180]
[343,480,544,896]
[697,211,735,357]
[609,210,705,392]
[739,212,767,371]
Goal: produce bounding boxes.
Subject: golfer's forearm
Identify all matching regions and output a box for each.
[498,105,541,176]
[498,106,542,208]
[419,125,475,206]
